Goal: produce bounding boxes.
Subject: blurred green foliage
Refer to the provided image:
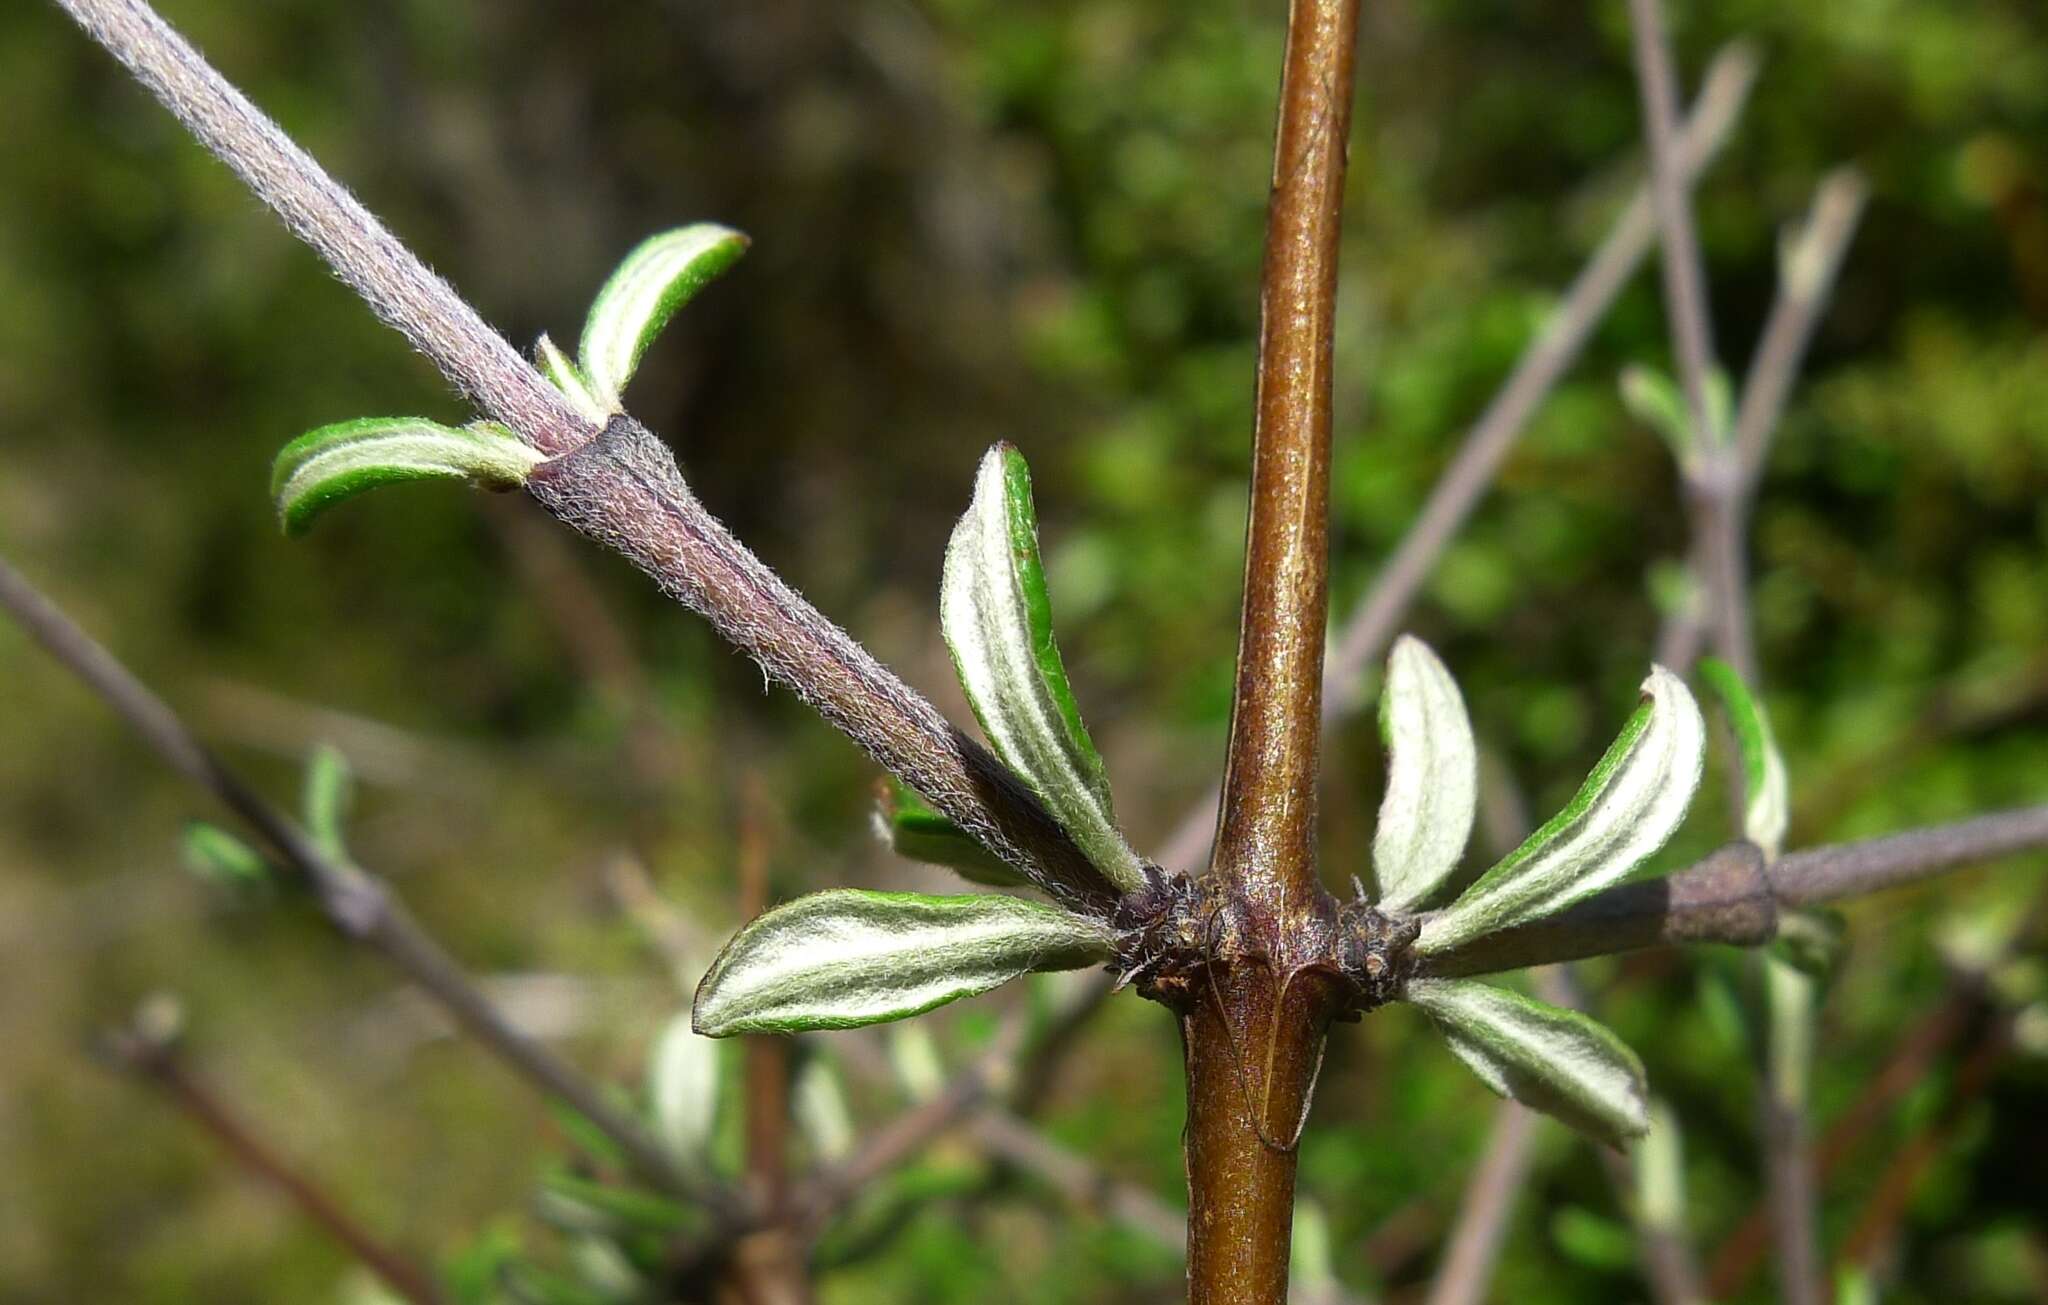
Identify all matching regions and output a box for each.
[2,0,2046,1301]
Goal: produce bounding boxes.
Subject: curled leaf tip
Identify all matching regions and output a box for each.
[578,224,749,408]
[270,416,543,537]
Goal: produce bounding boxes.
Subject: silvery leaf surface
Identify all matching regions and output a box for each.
[1372,635,1478,913]
[1408,977,1649,1147]
[940,444,1145,892]
[692,889,1111,1037]
[270,417,542,537]
[578,224,748,408]
[1419,665,1704,956]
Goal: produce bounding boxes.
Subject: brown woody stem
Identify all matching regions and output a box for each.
[104,1017,443,1305]
[1189,0,1361,1300]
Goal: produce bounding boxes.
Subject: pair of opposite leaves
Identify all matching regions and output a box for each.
[269,225,1784,1149]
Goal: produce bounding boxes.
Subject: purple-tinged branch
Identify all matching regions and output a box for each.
[52,0,1117,915]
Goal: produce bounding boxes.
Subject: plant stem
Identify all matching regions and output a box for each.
[1157,40,1758,875]
[1212,0,1357,903]
[1416,803,2048,976]
[1190,2,1361,1298]
[52,0,1120,919]
[1627,0,1721,459]
[103,1013,443,1305]
[0,554,706,1203]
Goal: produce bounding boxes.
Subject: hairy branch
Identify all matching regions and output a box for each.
[1417,804,2048,978]
[52,0,1119,918]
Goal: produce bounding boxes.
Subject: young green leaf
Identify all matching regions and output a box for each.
[536,333,610,426]
[1698,657,1789,858]
[301,743,354,864]
[1373,635,1478,913]
[692,889,1112,1037]
[1769,907,1847,982]
[1419,666,1704,956]
[1631,1098,1688,1233]
[271,417,543,537]
[1619,363,1734,469]
[578,224,748,409]
[1407,978,1649,1147]
[873,778,1030,887]
[1765,955,1817,1111]
[179,821,270,889]
[646,1008,720,1167]
[940,444,1145,893]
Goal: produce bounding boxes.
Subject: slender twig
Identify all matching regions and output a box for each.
[1732,171,1869,494]
[0,554,706,1202]
[1837,1019,2012,1271]
[1626,0,1721,460]
[968,1110,1188,1252]
[1157,42,1759,874]
[797,1014,1031,1230]
[733,782,811,1304]
[1421,1104,1538,1305]
[101,1005,443,1305]
[52,0,1118,919]
[1706,893,2044,1294]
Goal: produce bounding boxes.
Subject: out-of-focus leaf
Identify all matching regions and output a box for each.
[179,821,270,889]
[301,743,354,864]
[646,1008,720,1167]
[1698,658,1790,858]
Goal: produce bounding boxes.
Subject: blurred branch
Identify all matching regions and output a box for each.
[1157,40,1759,873]
[1732,172,1869,497]
[968,1110,1187,1252]
[1707,893,2045,1294]
[1421,1103,1539,1305]
[54,0,1120,919]
[1627,0,1722,476]
[0,554,710,1204]
[99,1000,442,1305]
[1627,12,1868,1296]
[1838,1017,2013,1274]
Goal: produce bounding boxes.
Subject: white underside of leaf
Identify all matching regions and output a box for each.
[1419,665,1704,955]
[940,446,1145,892]
[1408,977,1649,1147]
[692,889,1111,1037]
[581,224,745,407]
[1373,635,1478,913]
